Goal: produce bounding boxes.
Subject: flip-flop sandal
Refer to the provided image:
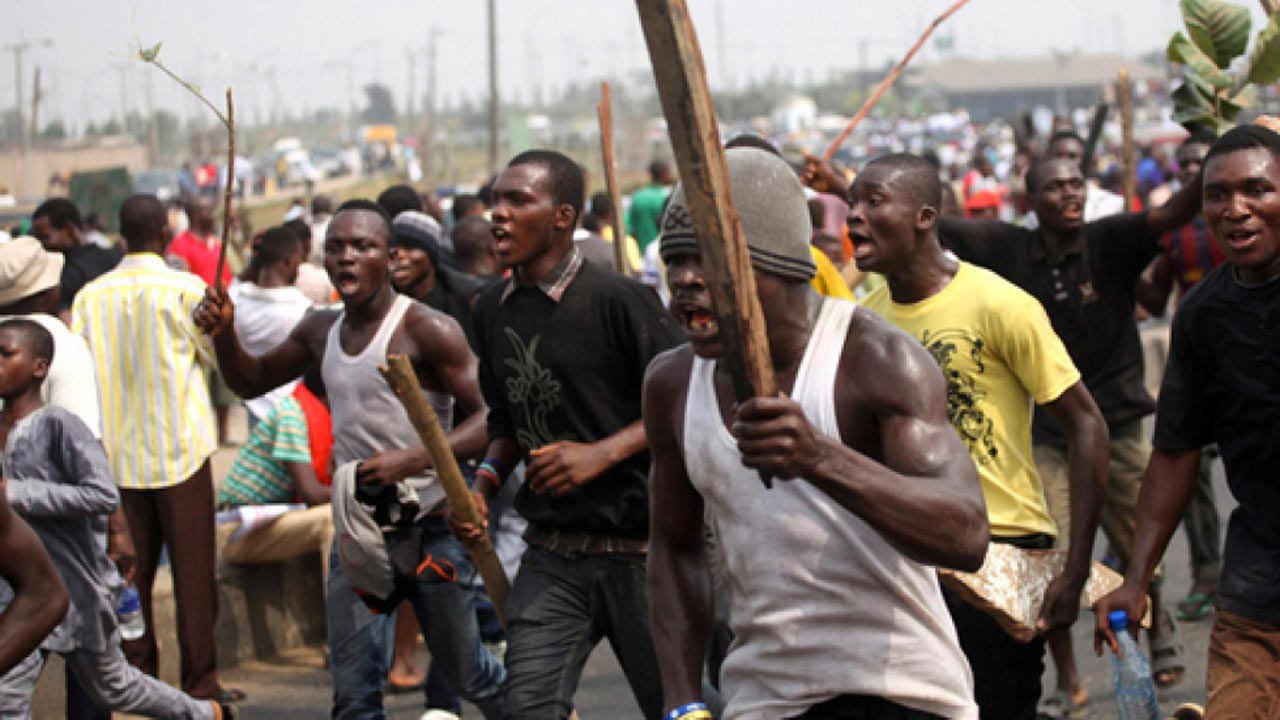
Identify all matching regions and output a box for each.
[1176,592,1214,621]
[1036,688,1090,719]
[1151,609,1187,689]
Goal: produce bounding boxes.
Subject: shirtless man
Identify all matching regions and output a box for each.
[0,491,67,675]
[193,199,505,719]
[645,147,986,719]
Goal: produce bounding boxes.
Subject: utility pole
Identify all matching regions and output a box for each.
[118,65,129,135]
[487,0,499,174]
[30,66,42,143]
[406,47,416,132]
[146,71,159,163]
[424,29,439,184]
[5,39,52,197]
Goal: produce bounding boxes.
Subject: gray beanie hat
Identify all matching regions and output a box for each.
[658,147,816,281]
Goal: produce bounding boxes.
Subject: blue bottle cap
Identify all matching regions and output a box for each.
[1108,609,1129,630]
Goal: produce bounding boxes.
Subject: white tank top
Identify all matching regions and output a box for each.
[323,294,454,510]
[684,298,977,719]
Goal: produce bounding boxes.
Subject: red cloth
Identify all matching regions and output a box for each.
[292,383,333,486]
[168,230,232,287]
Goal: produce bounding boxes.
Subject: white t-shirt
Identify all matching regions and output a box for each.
[0,313,102,439]
[228,281,313,420]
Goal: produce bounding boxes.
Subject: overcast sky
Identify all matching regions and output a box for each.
[2,0,1272,130]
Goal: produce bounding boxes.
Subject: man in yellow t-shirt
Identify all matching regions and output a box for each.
[852,153,1109,720]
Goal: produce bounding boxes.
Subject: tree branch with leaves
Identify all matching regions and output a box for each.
[1168,0,1280,133]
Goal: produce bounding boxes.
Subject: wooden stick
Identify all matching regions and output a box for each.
[213,88,235,291]
[1117,68,1137,212]
[597,81,630,276]
[823,0,971,161]
[635,0,776,403]
[377,354,511,627]
[1079,102,1109,178]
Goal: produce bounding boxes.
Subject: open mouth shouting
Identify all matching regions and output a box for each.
[491,226,513,257]
[1222,227,1261,253]
[333,270,360,295]
[673,300,721,348]
[1060,200,1084,222]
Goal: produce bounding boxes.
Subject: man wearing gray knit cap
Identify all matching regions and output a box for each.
[644,147,985,719]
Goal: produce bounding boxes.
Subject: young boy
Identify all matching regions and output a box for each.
[0,319,235,719]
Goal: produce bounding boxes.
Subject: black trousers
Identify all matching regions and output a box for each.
[943,586,1046,720]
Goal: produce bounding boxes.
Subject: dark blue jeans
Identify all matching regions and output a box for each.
[327,520,506,719]
[504,544,663,719]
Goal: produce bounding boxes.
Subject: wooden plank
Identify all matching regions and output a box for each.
[597,81,630,275]
[377,355,510,627]
[1117,68,1137,212]
[634,0,776,402]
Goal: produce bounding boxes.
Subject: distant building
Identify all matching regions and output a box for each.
[907,54,1166,122]
[771,94,818,135]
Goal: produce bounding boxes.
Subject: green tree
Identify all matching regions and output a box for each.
[1168,0,1280,132]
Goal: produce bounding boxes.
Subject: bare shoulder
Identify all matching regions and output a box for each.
[643,344,696,432]
[402,300,468,349]
[293,308,341,353]
[842,308,946,412]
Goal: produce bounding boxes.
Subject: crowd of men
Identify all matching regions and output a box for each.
[0,102,1276,720]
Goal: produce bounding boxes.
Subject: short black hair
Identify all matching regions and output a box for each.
[1025,157,1081,194]
[451,216,493,268]
[864,153,942,209]
[376,184,424,219]
[312,194,334,215]
[334,198,394,243]
[1203,123,1280,169]
[119,194,168,250]
[247,225,302,272]
[648,159,672,182]
[284,217,312,244]
[507,149,585,225]
[588,191,613,220]
[33,197,82,230]
[1047,130,1086,152]
[0,318,54,365]
[451,194,483,223]
[1182,128,1219,151]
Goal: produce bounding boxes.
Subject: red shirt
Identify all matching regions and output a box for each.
[168,230,232,287]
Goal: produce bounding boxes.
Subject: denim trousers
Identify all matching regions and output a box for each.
[327,518,506,719]
[503,544,664,719]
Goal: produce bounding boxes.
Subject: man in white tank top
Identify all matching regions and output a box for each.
[193,200,505,718]
[644,147,986,719]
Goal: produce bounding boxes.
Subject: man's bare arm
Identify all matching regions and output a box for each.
[192,285,326,398]
[1146,170,1203,238]
[1037,382,1109,630]
[0,493,68,674]
[643,348,711,711]
[1136,253,1175,317]
[733,326,989,571]
[286,461,332,506]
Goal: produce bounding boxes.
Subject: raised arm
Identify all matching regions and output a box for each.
[1147,169,1203,237]
[732,322,989,571]
[643,348,712,712]
[191,284,326,398]
[1136,253,1175,317]
[0,492,68,674]
[1037,382,1109,630]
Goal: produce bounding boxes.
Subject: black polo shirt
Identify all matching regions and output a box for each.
[473,247,683,538]
[939,213,1159,448]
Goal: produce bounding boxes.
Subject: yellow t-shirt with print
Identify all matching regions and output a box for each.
[809,246,855,300]
[862,261,1080,538]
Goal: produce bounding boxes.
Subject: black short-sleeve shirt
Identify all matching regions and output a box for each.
[473,252,683,539]
[940,214,1159,447]
[1153,263,1280,623]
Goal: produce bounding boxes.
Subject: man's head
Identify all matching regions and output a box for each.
[120,194,171,254]
[184,196,215,234]
[1046,131,1087,165]
[660,147,815,357]
[31,198,84,253]
[1201,123,1280,283]
[246,225,305,285]
[389,211,443,295]
[451,216,499,277]
[0,318,54,402]
[325,199,395,304]
[649,159,674,186]
[812,232,845,269]
[1177,130,1217,187]
[1026,157,1086,233]
[312,194,334,218]
[588,192,615,224]
[451,194,485,224]
[490,150,584,271]
[377,184,424,219]
[845,153,942,274]
[0,237,64,315]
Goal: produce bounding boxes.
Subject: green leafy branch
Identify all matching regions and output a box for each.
[1168,0,1280,133]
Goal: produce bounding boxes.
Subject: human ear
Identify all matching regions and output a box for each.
[917,205,938,231]
[553,204,576,231]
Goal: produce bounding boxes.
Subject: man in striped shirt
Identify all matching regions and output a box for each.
[70,194,239,704]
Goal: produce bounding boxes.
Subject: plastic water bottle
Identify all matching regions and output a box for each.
[117,584,146,641]
[1109,610,1160,720]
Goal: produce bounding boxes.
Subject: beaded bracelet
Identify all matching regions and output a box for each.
[666,702,711,720]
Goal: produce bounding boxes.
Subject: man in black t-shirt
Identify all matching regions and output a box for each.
[1095,122,1280,717]
[454,149,682,718]
[936,157,1204,701]
[31,198,123,318]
